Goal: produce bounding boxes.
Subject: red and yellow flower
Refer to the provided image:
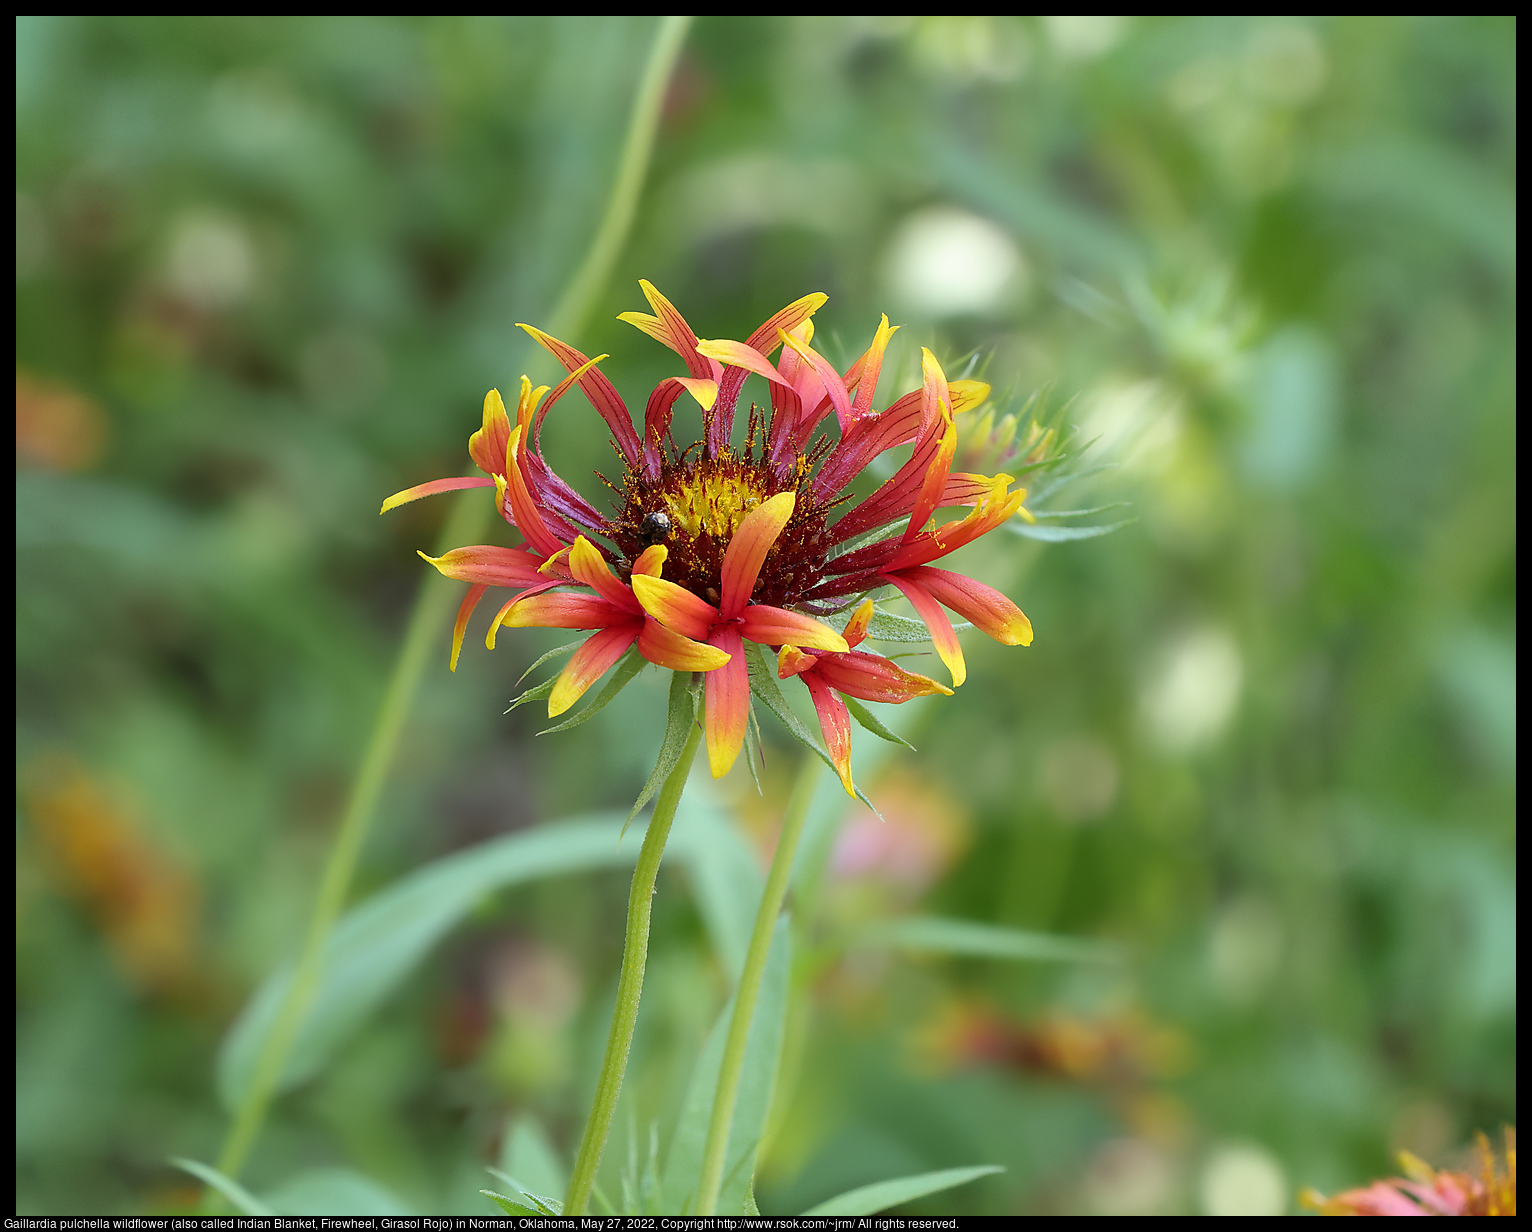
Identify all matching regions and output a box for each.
[383,283,1033,792]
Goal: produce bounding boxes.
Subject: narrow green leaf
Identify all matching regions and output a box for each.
[538,646,646,734]
[625,670,701,829]
[217,814,637,1108]
[516,637,584,686]
[743,642,880,816]
[262,1168,414,1215]
[672,793,764,982]
[481,1190,540,1217]
[843,696,915,749]
[801,1165,1005,1215]
[1010,517,1135,542]
[863,609,974,642]
[1023,460,1117,507]
[505,675,557,713]
[864,916,1119,964]
[486,1167,562,1214]
[743,702,766,795]
[170,1158,274,1217]
[661,918,791,1214]
[1028,501,1133,519]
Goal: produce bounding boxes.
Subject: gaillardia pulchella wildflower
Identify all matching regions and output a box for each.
[383,283,1033,793]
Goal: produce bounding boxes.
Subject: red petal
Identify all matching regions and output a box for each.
[704,628,749,779]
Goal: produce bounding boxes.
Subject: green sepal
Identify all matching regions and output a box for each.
[743,642,880,816]
[843,696,914,749]
[624,669,702,834]
[538,646,647,735]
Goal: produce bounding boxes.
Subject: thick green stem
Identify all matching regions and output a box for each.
[693,757,821,1216]
[565,719,704,1215]
[213,15,691,1186]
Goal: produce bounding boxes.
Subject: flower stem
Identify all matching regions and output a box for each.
[693,756,821,1216]
[212,15,691,1186]
[565,717,704,1215]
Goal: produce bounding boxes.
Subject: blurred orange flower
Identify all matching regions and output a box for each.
[16,369,108,471]
[1302,1128,1516,1216]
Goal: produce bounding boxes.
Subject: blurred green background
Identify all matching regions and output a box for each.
[16,15,1515,1216]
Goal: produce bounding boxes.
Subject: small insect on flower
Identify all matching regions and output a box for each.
[383,283,1034,794]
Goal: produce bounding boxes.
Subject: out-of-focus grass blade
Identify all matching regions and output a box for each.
[672,792,763,983]
[1010,518,1135,542]
[170,1158,274,1216]
[661,917,790,1214]
[625,670,701,829]
[801,1164,1004,1215]
[217,814,634,1109]
[500,1115,568,1205]
[262,1168,415,1215]
[862,916,1119,964]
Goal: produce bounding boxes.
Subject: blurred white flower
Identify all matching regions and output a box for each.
[1200,1143,1288,1215]
[1209,896,1284,1005]
[1142,627,1243,752]
[883,206,1027,319]
[1085,1137,1175,1215]
[1042,15,1127,63]
[167,213,254,310]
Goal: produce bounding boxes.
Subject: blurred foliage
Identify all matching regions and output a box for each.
[16,14,1515,1216]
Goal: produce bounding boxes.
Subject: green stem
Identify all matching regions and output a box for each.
[213,14,691,1185]
[694,756,821,1216]
[565,718,704,1215]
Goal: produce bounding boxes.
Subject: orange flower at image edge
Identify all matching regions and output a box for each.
[383,283,1033,793]
[1302,1129,1516,1216]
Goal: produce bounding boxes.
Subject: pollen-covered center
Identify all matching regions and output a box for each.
[610,446,834,608]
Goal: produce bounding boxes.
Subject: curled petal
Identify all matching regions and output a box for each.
[902,403,958,544]
[948,379,990,414]
[845,314,899,420]
[897,566,1032,646]
[745,292,829,354]
[621,280,717,379]
[813,649,954,703]
[518,323,641,467]
[468,388,512,476]
[885,572,966,688]
[381,475,495,514]
[695,339,792,388]
[719,491,796,619]
[778,328,853,429]
[449,583,489,673]
[777,644,819,679]
[630,574,719,641]
[890,475,1028,569]
[739,603,849,654]
[642,379,686,481]
[919,347,951,436]
[675,377,718,410]
[704,628,749,779]
[532,354,611,448]
[501,590,633,632]
[637,618,732,672]
[567,535,640,612]
[418,545,548,588]
[802,673,855,797]
[842,598,875,648]
[632,544,667,577]
[504,426,567,558]
[549,625,641,716]
[484,580,565,648]
[514,375,551,437]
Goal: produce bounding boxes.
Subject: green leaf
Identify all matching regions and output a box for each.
[743,642,880,816]
[500,1114,567,1203]
[625,670,701,829]
[538,645,647,734]
[486,1167,562,1214]
[481,1190,540,1217]
[862,609,974,643]
[1010,518,1135,542]
[671,792,763,983]
[516,636,584,686]
[262,1168,415,1215]
[661,917,791,1214]
[217,813,637,1109]
[1028,501,1133,519]
[863,916,1120,964]
[801,1164,1005,1215]
[505,675,557,713]
[843,696,915,749]
[170,1158,274,1217]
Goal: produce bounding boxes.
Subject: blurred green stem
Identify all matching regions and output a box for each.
[213,14,691,1184]
[565,719,703,1215]
[694,756,820,1216]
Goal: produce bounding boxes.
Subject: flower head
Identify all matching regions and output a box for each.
[384,283,1034,792]
[1301,1129,1516,1216]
